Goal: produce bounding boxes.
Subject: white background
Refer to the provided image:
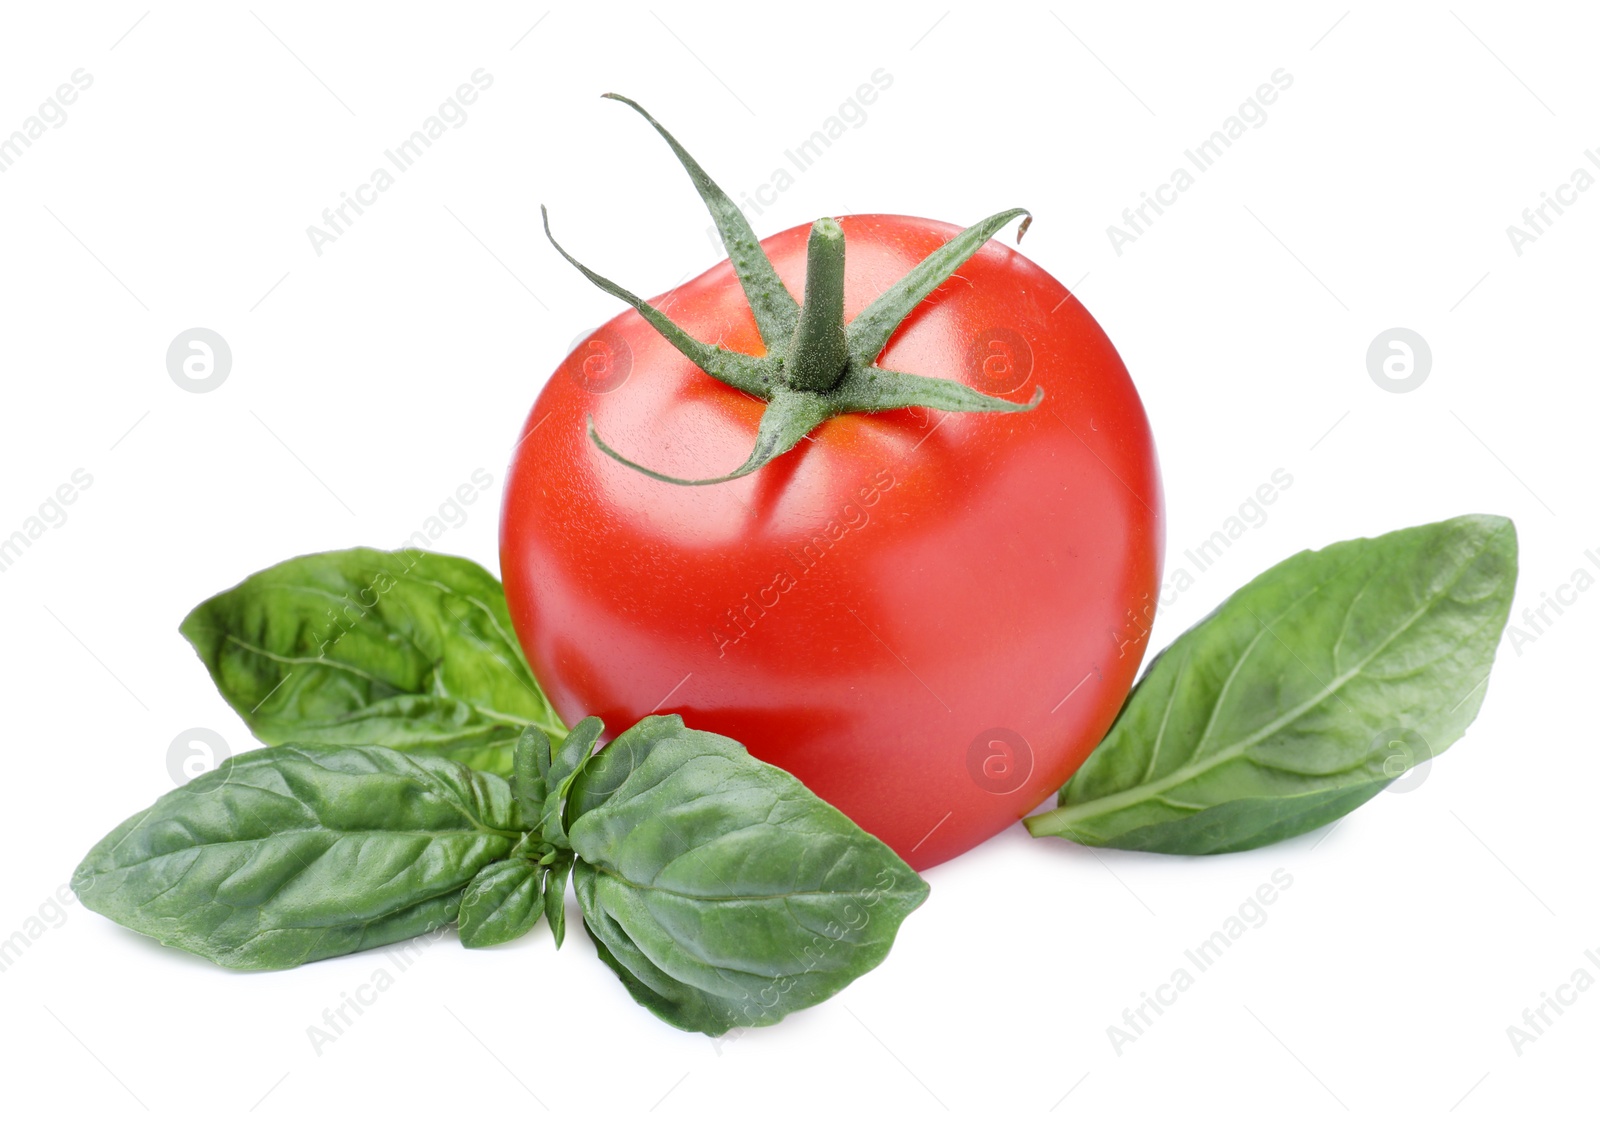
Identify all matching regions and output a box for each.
[1,3,1594,1118]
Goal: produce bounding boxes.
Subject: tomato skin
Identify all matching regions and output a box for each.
[501,214,1162,870]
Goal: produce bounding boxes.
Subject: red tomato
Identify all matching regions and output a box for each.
[501,214,1162,870]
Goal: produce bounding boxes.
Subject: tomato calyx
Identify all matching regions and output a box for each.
[540,94,1045,486]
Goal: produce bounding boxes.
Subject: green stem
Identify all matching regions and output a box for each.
[557,96,1043,486]
[784,218,850,394]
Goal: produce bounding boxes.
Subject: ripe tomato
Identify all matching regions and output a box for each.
[501,213,1162,870]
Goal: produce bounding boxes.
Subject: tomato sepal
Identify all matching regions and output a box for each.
[543,97,1043,485]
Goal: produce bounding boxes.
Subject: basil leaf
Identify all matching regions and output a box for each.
[72,745,526,969]
[564,716,661,822]
[544,851,575,949]
[548,717,603,798]
[513,725,551,819]
[458,858,545,948]
[566,716,929,1035]
[575,872,750,1033]
[180,548,565,773]
[540,717,603,848]
[1026,514,1518,853]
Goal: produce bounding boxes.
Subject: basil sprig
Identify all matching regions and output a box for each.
[179,548,564,774]
[1026,514,1518,853]
[73,716,928,1033]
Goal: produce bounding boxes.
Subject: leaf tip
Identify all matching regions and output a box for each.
[1447,512,1519,578]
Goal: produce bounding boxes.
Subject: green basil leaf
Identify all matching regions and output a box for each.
[540,717,603,848]
[1026,514,1518,854]
[548,717,603,798]
[566,715,929,1035]
[72,745,526,969]
[458,858,545,948]
[180,548,565,773]
[544,850,575,949]
[564,716,662,822]
[513,725,551,820]
[576,873,749,1033]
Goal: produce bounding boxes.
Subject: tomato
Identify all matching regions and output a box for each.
[501,208,1162,870]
